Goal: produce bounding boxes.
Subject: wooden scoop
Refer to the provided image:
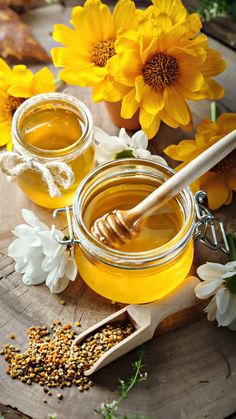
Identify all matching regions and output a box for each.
[72,276,200,376]
[92,130,236,247]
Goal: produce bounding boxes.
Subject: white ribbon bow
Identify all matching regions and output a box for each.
[0,152,75,198]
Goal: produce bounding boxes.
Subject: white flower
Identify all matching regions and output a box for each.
[8,209,77,293]
[94,127,167,165]
[195,261,236,329]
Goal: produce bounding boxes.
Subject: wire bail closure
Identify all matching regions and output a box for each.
[53,206,80,246]
[53,191,229,255]
[194,190,229,254]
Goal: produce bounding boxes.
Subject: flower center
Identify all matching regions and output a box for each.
[142,53,179,90]
[92,40,116,67]
[6,96,25,117]
[211,150,236,173]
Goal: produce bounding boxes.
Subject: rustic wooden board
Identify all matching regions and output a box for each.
[0,4,236,419]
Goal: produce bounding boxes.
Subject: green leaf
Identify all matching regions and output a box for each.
[225,274,236,294]
[115,150,135,159]
[226,234,236,262]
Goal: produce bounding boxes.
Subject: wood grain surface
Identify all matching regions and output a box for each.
[0,4,236,419]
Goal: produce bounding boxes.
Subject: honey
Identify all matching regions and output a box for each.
[20,107,83,151]
[12,93,94,209]
[72,159,195,304]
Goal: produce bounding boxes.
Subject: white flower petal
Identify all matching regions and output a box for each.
[229,318,236,331]
[197,263,226,281]
[215,287,230,315]
[13,224,42,247]
[46,265,60,289]
[225,261,236,270]
[150,155,168,165]
[64,257,77,281]
[8,239,26,259]
[22,268,47,286]
[217,294,236,326]
[52,277,70,293]
[46,266,69,293]
[58,252,68,277]
[194,278,223,299]
[21,209,41,227]
[222,271,236,279]
[134,149,151,159]
[132,130,148,149]
[119,128,131,145]
[205,296,217,321]
[42,247,65,272]
[15,260,26,273]
[94,127,112,144]
[39,231,62,257]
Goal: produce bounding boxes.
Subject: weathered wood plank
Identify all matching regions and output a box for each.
[0,4,236,419]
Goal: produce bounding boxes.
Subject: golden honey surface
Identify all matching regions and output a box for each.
[16,104,94,208]
[20,107,83,151]
[76,182,194,304]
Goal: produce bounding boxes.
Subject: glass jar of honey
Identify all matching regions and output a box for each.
[69,159,196,304]
[12,92,94,209]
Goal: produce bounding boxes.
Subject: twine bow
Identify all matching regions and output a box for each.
[0,151,75,198]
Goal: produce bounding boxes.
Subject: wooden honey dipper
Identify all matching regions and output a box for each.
[91,130,236,247]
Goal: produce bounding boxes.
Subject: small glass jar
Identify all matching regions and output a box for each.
[71,159,196,304]
[12,92,95,209]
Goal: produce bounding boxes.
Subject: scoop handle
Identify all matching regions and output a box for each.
[149,276,200,331]
[129,130,236,222]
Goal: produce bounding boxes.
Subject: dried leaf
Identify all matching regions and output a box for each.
[0,8,51,62]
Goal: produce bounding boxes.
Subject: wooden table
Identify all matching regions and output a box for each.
[0,4,236,419]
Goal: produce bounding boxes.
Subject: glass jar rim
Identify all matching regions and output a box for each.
[72,158,196,268]
[12,92,93,160]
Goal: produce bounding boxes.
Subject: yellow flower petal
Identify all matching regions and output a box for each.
[142,85,164,115]
[201,173,230,210]
[121,89,139,119]
[216,113,236,133]
[226,167,236,192]
[53,24,89,54]
[159,108,179,128]
[113,0,137,33]
[0,58,12,81]
[164,140,198,161]
[163,86,190,126]
[206,79,224,100]
[52,47,92,69]
[135,75,145,103]
[30,67,55,95]
[224,189,233,205]
[0,120,11,146]
[106,54,120,77]
[7,65,33,98]
[72,1,113,44]
[100,79,130,102]
[139,106,160,139]
[7,141,13,151]
[115,50,141,86]
[200,49,227,78]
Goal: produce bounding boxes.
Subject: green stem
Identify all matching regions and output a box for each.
[226,234,236,262]
[54,76,61,86]
[210,101,217,122]
[117,358,143,405]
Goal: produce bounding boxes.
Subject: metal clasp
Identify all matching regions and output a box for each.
[194,190,229,254]
[52,206,80,247]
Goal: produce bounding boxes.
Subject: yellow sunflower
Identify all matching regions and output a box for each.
[139,0,202,38]
[104,14,226,138]
[164,113,236,210]
[52,0,138,102]
[0,59,55,150]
